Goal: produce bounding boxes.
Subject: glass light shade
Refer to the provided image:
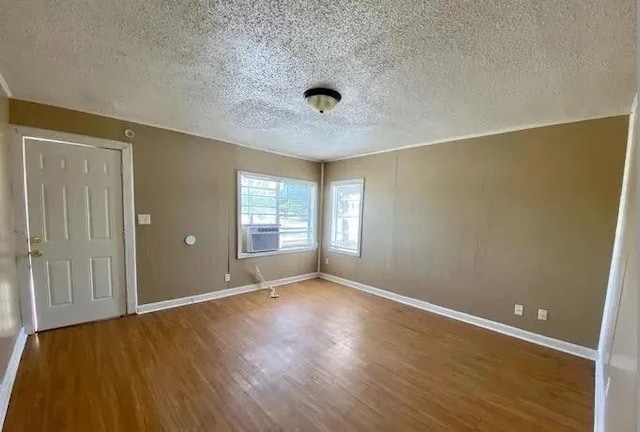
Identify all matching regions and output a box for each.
[306,94,339,114]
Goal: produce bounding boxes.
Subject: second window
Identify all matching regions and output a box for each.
[329,178,364,256]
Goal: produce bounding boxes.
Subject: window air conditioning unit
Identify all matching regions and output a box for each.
[246,224,280,253]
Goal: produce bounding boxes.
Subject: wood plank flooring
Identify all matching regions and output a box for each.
[5,279,594,431]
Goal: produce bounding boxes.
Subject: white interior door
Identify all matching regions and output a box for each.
[25,137,126,331]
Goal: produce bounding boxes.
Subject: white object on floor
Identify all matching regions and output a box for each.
[256,266,279,298]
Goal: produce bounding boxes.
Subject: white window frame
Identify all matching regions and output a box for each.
[329,178,364,257]
[237,170,318,259]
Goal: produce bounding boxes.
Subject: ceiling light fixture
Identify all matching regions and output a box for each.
[304,88,341,114]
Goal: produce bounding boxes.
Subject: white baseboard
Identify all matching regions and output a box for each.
[320,273,597,360]
[136,272,319,314]
[0,327,27,428]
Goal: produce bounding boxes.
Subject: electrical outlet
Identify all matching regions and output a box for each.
[324,258,329,265]
[537,309,548,321]
[224,273,231,282]
[137,214,151,225]
[514,304,524,316]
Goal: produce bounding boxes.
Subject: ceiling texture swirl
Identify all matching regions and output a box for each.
[0,0,635,160]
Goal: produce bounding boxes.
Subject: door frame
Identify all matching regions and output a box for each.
[10,126,138,334]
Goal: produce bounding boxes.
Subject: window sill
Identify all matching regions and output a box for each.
[328,247,361,257]
[238,245,318,259]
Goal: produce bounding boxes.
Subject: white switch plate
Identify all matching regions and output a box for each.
[137,214,151,225]
[537,309,548,321]
[514,304,524,316]
[324,258,329,265]
[224,273,231,282]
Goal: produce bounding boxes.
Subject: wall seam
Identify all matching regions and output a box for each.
[317,162,325,273]
[383,152,399,288]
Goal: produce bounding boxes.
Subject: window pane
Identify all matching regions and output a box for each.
[240,172,316,255]
[280,217,309,229]
[245,177,277,189]
[280,231,312,248]
[251,214,277,224]
[247,206,276,215]
[330,180,363,254]
[247,197,276,208]
[241,186,276,197]
[278,178,314,250]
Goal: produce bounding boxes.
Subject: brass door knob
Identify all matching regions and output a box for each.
[29,249,43,257]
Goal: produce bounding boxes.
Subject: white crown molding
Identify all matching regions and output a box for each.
[0,72,12,98]
[0,328,27,429]
[319,273,597,360]
[136,272,319,314]
[12,97,632,164]
[11,98,320,162]
[324,113,631,162]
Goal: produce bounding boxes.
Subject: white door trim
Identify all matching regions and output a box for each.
[593,95,637,432]
[10,126,137,333]
[597,96,637,360]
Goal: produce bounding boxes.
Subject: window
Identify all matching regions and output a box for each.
[238,171,317,258]
[329,178,364,256]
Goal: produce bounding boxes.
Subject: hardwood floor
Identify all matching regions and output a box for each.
[5,279,594,431]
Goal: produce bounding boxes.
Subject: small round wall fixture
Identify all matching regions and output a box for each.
[304,88,342,114]
[184,235,196,246]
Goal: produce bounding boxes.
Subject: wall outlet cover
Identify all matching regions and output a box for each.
[514,304,524,316]
[224,273,231,282]
[537,309,548,321]
[137,214,151,225]
[324,258,329,265]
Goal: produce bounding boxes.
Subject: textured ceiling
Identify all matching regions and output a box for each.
[0,1,635,160]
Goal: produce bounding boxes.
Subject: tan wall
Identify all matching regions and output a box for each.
[0,92,22,375]
[10,100,320,305]
[322,117,628,348]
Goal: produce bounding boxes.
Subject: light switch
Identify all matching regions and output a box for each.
[137,214,151,225]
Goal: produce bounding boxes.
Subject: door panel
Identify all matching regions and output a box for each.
[85,186,112,240]
[25,138,126,331]
[90,257,113,300]
[41,183,71,241]
[45,259,73,306]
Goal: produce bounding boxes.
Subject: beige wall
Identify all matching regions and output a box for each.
[322,117,628,348]
[8,99,627,348]
[10,100,320,305]
[0,92,22,375]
